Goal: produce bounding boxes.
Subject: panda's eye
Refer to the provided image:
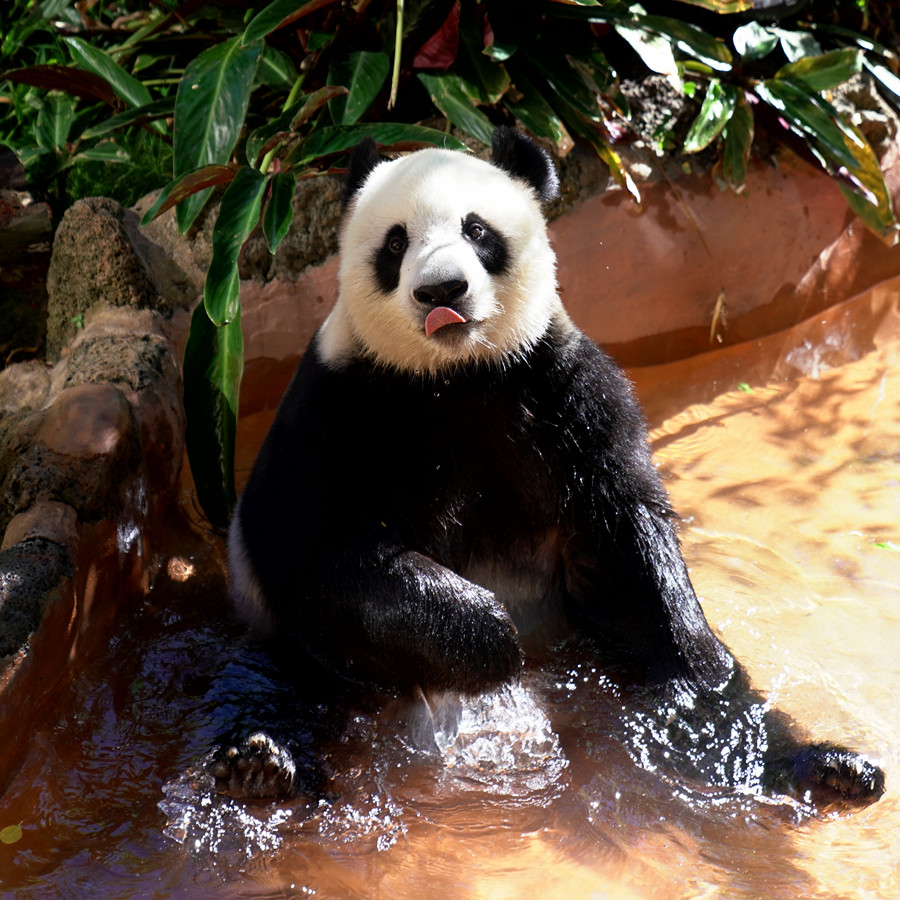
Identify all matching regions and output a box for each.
[464,219,486,241]
[384,225,409,256]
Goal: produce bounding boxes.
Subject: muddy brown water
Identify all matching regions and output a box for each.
[2,279,900,898]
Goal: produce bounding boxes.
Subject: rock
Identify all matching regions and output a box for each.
[45,197,192,361]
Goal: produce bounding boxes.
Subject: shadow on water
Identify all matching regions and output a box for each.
[2,281,900,898]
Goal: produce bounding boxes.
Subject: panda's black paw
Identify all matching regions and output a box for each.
[209,731,297,800]
[770,744,885,810]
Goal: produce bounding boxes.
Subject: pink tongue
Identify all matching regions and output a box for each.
[425,306,468,337]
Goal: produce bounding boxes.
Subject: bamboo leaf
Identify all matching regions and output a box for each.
[183,302,243,530]
[416,72,495,145]
[684,79,738,152]
[262,170,296,253]
[327,51,390,125]
[775,48,862,93]
[174,37,263,233]
[204,166,268,326]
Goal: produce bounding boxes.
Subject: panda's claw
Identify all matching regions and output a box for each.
[209,731,297,800]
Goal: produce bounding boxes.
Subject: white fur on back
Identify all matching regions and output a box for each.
[319,148,570,374]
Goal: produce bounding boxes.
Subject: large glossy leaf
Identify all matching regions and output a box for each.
[262,170,296,253]
[35,92,76,150]
[519,48,602,123]
[455,13,511,106]
[732,22,777,61]
[684,80,738,152]
[777,29,821,63]
[721,91,753,190]
[0,64,117,105]
[80,96,175,139]
[831,120,898,244]
[669,0,753,10]
[256,45,299,90]
[174,37,263,233]
[775,48,862,93]
[287,122,468,166]
[73,142,131,163]
[205,165,268,326]
[754,78,859,172]
[615,21,680,88]
[140,164,237,225]
[865,58,900,107]
[416,72,495,145]
[639,15,733,71]
[183,301,243,530]
[246,86,349,168]
[328,51,390,125]
[61,36,153,109]
[503,69,569,151]
[243,0,339,45]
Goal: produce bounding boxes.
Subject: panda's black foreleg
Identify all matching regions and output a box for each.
[304,546,523,696]
[566,500,884,810]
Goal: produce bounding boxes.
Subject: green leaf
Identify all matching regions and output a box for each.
[865,59,900,106]
[174,37,263,233]
[503,70,568,150]
[670,0,753,9]
[287,122,468,167]
[140,164,237,225]
[721,92,753,190]
[455,14,511,106]
[732,22,777,61]
[774,48,862,93]
[35,92,76,150]
[80,96,175,139]
[243,0,339,45]
[832,119,898,244]
[204,166,268,326]
[615,21,680,88]
[262,170,296,253]
[754,78,859,172]
[416,72,495,145]
[246,86,348,168]
[776,29,821,63]
[256,45,299,91]
[638,15,733,72]
[519,49,602,124]
[73,142,131,163]
[327,51,390,125]
[183,302,243,530]
[683,79,738,152]
[62,36,153,109]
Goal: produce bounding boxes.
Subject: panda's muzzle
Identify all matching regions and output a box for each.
[414,280,471,337]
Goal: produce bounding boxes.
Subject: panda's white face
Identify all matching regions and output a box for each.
[318,148,565,374]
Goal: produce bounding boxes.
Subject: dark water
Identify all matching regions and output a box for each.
[1,283,898,898]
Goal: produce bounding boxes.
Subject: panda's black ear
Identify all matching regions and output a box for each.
[490,127,559,203]
[342,136,382,208]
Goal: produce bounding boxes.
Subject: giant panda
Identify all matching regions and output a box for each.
[218,126,884,808]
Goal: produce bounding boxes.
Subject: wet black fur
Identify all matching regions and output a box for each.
[220,130,884,808]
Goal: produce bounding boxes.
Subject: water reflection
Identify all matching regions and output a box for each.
[2,281,900,898]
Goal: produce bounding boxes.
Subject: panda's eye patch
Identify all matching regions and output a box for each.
[462,213,509,276]
[373,224,408,294]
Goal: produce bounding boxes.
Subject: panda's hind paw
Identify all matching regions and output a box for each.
[774,744,885,811]
[209,731,297,800]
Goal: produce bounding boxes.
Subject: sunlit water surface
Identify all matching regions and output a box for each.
[2,282,900,898]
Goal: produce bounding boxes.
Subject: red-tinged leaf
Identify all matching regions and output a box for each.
[0,64,117,106]
[243,0,341,45]
[413,1,461,69]
[140,164,237,225]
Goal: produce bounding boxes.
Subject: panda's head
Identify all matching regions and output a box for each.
[318,127,566,375]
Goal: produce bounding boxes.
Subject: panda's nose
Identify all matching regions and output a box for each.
[413,279,468,308]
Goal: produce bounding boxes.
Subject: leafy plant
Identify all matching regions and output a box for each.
[3,0,899,528]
